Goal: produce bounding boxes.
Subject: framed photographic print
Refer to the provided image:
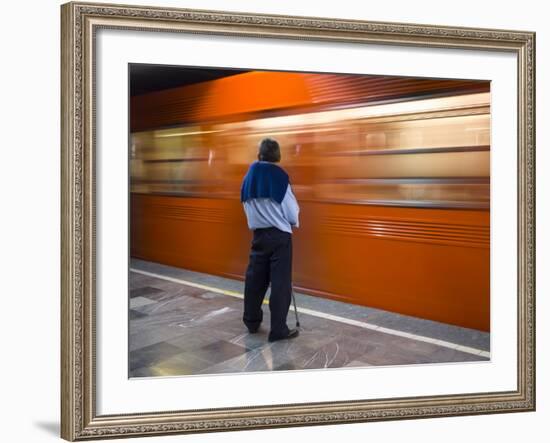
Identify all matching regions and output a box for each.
[60,1,536,440]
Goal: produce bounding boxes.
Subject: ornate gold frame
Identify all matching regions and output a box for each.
[60,1,536,440]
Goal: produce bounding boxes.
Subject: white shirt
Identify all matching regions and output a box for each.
[242,185,300,234]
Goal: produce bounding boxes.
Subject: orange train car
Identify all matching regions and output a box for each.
[130,71,490,331]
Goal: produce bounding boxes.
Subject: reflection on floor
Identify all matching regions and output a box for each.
[129,259,490,377]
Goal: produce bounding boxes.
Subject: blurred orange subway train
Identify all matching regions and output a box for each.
[130,71,490,331]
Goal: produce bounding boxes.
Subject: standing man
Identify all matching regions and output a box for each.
[240,138,300,342]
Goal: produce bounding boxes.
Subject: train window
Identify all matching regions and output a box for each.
[130,92,490,207]
[365,132,387,149]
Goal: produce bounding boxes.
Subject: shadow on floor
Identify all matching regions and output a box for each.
[33,421,59,437]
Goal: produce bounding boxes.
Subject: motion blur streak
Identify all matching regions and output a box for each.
[130,70,490,331]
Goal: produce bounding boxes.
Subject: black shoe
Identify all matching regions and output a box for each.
[268,328,299,343]
[248,326,260,334]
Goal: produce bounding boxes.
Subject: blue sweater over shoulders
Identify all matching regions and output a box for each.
[240,161,289,204]
[240,161,300,234]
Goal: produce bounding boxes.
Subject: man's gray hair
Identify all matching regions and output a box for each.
[257,138,281,163]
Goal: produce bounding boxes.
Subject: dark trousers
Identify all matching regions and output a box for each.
[243,227,293,339]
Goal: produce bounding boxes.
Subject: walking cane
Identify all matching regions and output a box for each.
[291,286,301,328]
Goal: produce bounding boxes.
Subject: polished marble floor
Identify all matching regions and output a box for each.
[129,259,490,377]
